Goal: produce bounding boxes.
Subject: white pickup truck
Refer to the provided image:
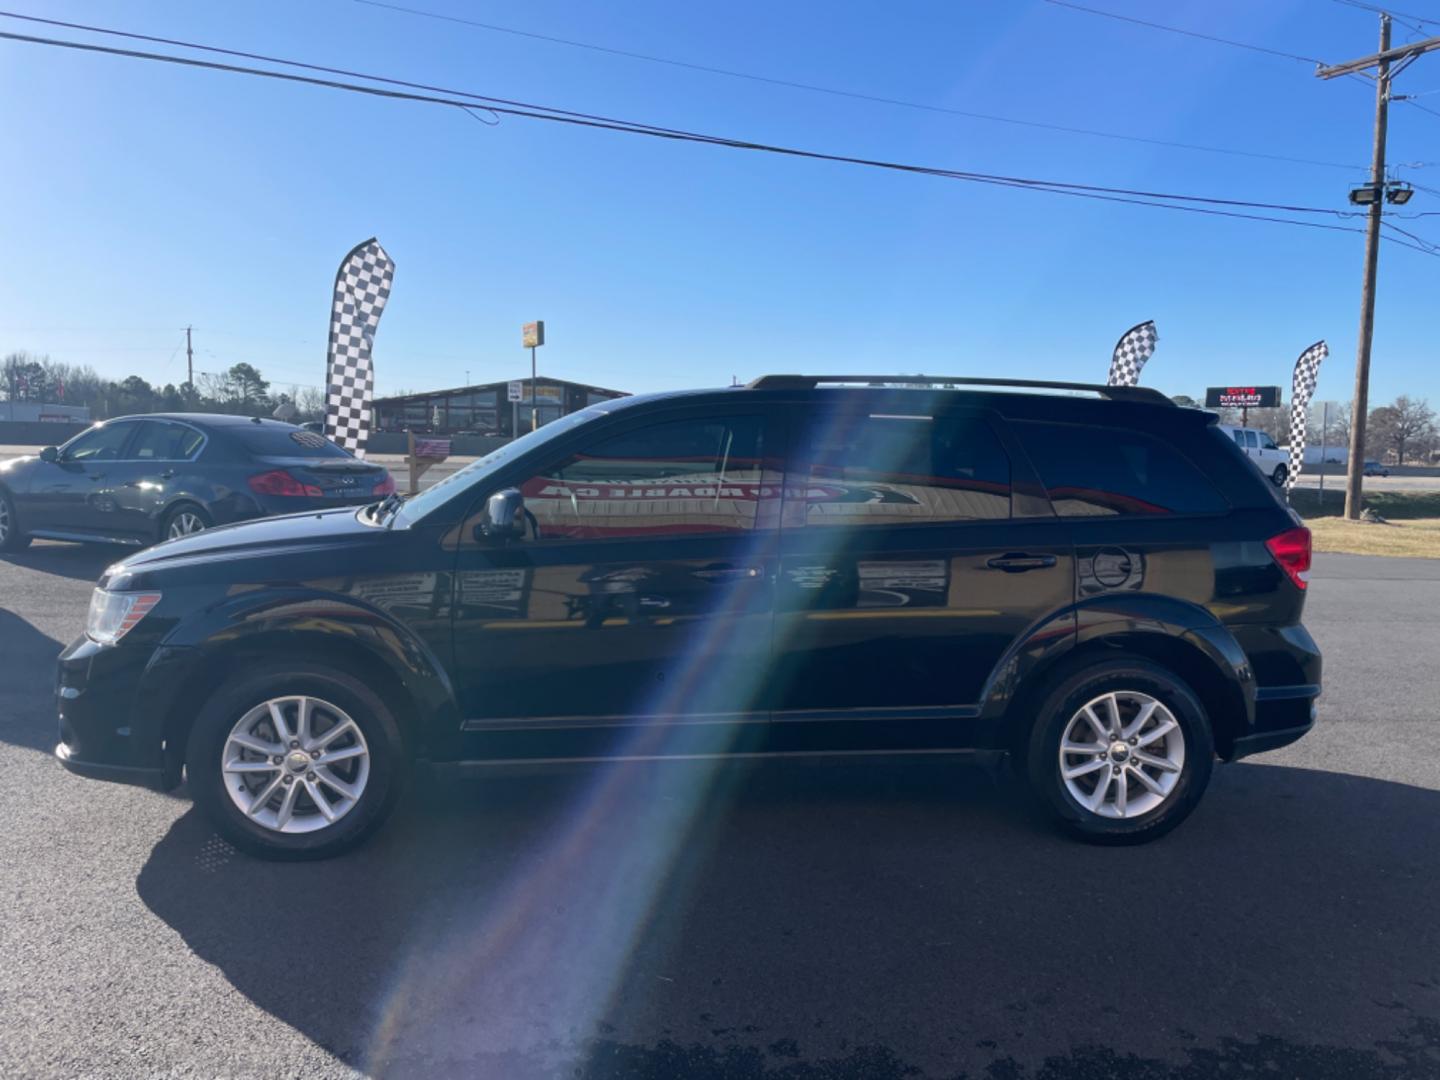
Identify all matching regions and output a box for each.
[1218,425,1289,487]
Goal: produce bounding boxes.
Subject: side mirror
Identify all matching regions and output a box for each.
[39,446,59,463]
[476,488,525,542]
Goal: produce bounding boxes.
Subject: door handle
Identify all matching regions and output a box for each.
[693,566,762,582]
[986,553,1057,572]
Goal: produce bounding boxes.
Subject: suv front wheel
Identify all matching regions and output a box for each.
[1270,463,1288,488]
[185,662,407,860]
[1025,657,1214,844]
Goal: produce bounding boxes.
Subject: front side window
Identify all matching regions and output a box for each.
[516,415,772,540]
[1259,433,1278,450]
[1016,421,1227,516]
[130,421,204,461]
[786,412,1011,528]
[62,422,135,462]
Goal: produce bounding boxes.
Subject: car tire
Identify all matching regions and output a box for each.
[0,488,31,552]
[185,661,407,860]
[1025,656,1214,845]
[1271,464,1288,488]
[160,503,211,542]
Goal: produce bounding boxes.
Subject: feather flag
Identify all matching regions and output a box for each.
[1107,320,1158,387]
[324,238,395,458]
[1286,341,1328,491]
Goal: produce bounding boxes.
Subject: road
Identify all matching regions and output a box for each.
[0,545,1438,1079]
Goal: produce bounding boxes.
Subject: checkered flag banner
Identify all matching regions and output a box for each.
[1285,340,1328,492]
[1106,320,1159,387]
[324,238,395,458]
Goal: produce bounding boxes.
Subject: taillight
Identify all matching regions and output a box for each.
[248,469,322,498]
[372,474,395,496]
[1265,526,1312,590]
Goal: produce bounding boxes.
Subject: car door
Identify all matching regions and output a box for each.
[110,420,208,540]
[768,403,1074,739]
[26,421,140,536]
[450,404,784,760]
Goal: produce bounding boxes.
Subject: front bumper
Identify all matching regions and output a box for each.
[55,635,197,790]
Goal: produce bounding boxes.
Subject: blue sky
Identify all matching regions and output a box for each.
[1,0,1436,405]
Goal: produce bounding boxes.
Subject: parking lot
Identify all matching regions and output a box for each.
[1,543,1438,1079]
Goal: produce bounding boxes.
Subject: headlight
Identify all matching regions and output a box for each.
[86,589,162,645]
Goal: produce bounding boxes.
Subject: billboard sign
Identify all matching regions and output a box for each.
[522,320,545,348]
[1205,385,1281,409]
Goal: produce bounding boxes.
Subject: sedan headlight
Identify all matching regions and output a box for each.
[86,589,162,645]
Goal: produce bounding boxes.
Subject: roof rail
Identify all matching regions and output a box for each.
[745,374,1173,405]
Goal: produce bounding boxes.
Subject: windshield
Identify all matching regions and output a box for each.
[390,404,610,526]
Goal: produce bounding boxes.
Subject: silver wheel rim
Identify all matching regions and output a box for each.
[1058,691,1185,819]
[221,695,370,834]
[168,511,205,538]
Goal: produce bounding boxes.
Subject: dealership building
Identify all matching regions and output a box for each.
[373,378,628,437]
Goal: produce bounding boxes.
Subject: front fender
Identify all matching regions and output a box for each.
[160,586,461,774]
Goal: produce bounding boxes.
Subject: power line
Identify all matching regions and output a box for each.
[1332,0,1440,33]
[0,16,1357,215]
[2,21,1436,255]
[1040,0,1330,64]
[345,0,1363,172]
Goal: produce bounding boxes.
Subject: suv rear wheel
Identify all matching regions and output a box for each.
[185,662,406,860]
[1025,657,1213,844]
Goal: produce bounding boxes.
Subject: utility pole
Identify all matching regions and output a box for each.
[1317,17,1440,519]
[185,325,194,393]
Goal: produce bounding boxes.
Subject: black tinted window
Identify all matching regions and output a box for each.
[1016,421,1226,516]
[789,412,1010,527]
[518,415,774,540]
[62,422,136,461]
[234,425,350,458]
[130,421,204,461]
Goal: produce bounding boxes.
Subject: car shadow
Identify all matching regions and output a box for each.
[0,607,65,753]
[2,540,126,582]
[135,757,1440,1079]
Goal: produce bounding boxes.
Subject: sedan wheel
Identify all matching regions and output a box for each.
[1057,691,1185,819]
[221,695,371,834]
[167,510,207,539]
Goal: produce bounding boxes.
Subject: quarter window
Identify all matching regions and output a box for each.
[787,412,1011,528]
[516,416,773,540]
[1015,421,1226,516]
[130,421,204,461]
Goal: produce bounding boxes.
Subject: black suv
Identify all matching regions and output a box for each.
[55,377,1320,859]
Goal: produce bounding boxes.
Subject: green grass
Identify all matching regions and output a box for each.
[1287,488,1440,521]
[1287,489,1440,558]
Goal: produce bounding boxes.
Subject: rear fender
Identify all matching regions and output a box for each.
[981,594,1255,755]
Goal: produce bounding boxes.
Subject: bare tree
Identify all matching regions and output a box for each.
[1369,395,1435,465]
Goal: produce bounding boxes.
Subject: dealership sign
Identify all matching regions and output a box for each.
[1205,385,1282,409]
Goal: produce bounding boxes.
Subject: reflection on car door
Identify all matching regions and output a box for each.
[110,420,206,540]
[768,405,1075,743]
[32,421,140,536]
[451,407,783,761]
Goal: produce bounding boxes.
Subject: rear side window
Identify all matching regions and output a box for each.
[1015,421,1226,516]
[788,411,1011,528]
[130,421,204,461]
[234,425,351,458]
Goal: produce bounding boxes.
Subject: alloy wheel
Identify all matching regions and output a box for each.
[168,511,206,539]
[1057,690,1185,819]
[221,695,371,834]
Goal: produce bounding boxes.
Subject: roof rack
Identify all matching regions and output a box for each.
[745,374,1173,406]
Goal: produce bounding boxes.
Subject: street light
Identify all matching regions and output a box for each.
[1349,183,1383,205]
[1386,182,1414,204]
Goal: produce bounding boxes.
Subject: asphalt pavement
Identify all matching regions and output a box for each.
[0,545,1438,1079]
